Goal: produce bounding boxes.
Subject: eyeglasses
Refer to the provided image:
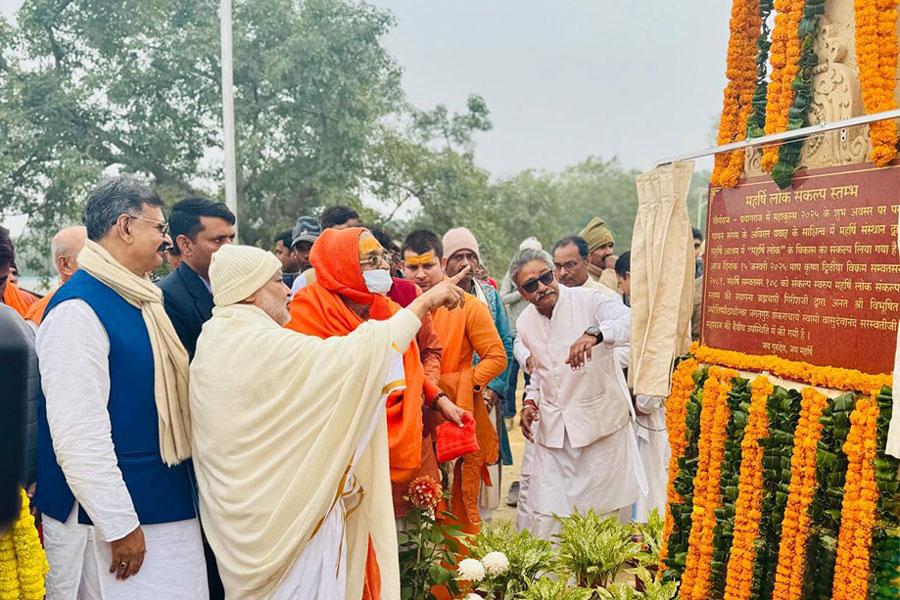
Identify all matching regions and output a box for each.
[520,270,554,293]
[359,254,389,270]
[127,214,170,236]
[553,259,583,272]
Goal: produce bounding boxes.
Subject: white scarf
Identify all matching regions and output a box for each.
[78,239,191,465]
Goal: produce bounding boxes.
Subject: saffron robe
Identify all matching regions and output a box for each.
[431,295,506,533]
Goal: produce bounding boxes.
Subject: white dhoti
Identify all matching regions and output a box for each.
[525,424,644,540]
[515,440,535,532]
[272,508,346,600]
[43,507,207,600]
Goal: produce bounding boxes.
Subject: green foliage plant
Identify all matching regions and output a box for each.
[553,510,645,589]
[468,519,554,599]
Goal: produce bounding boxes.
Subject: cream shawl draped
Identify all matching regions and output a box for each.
[189,303,420,599]
[78,239,192,465]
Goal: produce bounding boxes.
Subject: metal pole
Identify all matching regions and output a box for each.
[220,0,238,238]
[656,109,900,166]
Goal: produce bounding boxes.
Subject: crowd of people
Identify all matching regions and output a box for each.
[0,174,707,599]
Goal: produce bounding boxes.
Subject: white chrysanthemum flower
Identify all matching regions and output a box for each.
[463,594,483,600]
[457,558,486,582]
[481,551,510,575]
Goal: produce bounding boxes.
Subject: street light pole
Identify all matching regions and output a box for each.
[220,0,238,238]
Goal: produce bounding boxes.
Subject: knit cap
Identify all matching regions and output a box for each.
[518,237,542,251]
[442,227,480,260]
[209,244,283,307]
[579,217,615,251]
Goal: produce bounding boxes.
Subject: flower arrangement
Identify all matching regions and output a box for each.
[831,394,880,600]
[771,387,828,600]
[679,367,735,600]
[867,386,899,600]
[761,0,806,172]
[723,376,773,600]
[708,378,752,597]
[691,343,891,395]
[711,0,763,188]
[800,392,857,599]
[770,0,825,188]
[746,0,775,139]
[665,350,898,600]
[0,489,49,600]
[658,358,699,572]
[855,0,900,166]
[660,366,707,583]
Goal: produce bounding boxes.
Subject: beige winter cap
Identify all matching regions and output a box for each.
[209,244,283,307]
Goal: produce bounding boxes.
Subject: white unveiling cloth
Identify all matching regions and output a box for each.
[37,299,206,600]
[515,285,646,538]
[190,303,420,600]
[633,394,669,522]
[630,161,695,397]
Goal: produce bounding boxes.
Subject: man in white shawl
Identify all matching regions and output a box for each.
[189,244,468,600]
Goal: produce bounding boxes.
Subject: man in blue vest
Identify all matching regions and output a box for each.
[34,176,208,599]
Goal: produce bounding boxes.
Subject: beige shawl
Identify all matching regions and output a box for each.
[78,239,191,465]
[190,304,417,599]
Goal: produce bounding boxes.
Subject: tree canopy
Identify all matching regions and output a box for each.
[0,0,707,277]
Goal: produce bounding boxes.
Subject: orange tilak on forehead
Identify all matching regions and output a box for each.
[404,251,436,266]
[358,235,381,255]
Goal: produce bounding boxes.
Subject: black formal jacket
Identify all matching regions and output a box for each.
[158,262,214,359]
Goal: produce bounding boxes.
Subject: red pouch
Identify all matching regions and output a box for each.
[435,412,479,463]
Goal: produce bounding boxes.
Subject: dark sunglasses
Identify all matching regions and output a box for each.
[520,270,554,293]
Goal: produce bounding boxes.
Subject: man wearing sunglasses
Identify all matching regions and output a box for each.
[511,247,645,540]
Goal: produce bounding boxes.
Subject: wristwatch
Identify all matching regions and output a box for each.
[584,326,603,343]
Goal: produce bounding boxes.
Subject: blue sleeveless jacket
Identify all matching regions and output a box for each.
[34,270,196,526]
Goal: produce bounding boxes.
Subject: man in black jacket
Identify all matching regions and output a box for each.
[158,197,236,359]
[157,197,234,599]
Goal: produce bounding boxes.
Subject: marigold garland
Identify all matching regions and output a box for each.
[722,375,773,600]
[771,387,828,600]
[658,358,700,573]
[831,394,880,600]
[0,489,49,600]
[855,0,900,166]
[691,343,892,395]
[678,366,736,600]
[746,0,775,139]
[761,0,807,171]
[711,0,763,188]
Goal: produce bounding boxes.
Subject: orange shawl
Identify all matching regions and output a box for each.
[2,283,32,317]
[286,228,425,485]
[25,287,57,324]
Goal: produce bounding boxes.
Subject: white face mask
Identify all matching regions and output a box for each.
[363,269,393,295]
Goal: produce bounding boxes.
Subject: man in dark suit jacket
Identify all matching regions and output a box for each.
[157,197,235,599]
[158,197,236,359]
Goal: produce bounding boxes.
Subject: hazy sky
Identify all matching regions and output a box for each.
[1,0,729,177]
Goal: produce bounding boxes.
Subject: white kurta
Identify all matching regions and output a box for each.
[515,286,645,538]
[37,300,207,600]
